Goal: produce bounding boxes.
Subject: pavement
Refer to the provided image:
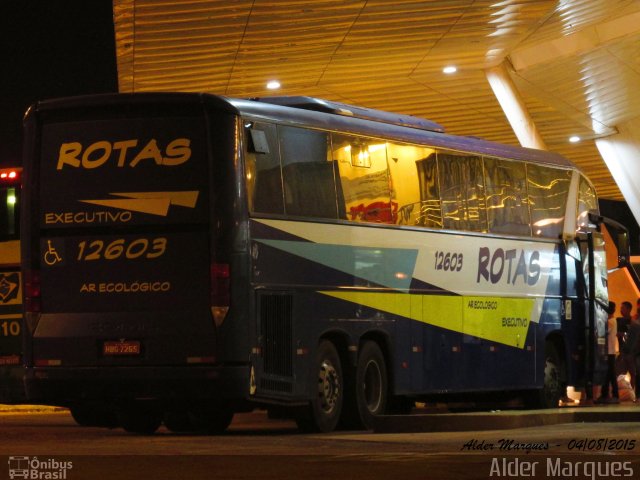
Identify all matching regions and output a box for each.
[374,402,640,433]
[3,401,639,433]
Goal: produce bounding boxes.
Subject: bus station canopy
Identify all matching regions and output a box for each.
[113,0,640,204]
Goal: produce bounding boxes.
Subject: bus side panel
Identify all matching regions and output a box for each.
[248,219,553,401]
[0,264,25,403]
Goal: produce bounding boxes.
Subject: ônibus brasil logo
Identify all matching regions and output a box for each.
[8,456,73,479]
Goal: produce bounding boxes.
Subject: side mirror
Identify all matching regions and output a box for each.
[617,231,630,267]
[600,215,632,268]
[587,211,603,231]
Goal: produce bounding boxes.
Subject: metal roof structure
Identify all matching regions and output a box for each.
[113,0,640,202]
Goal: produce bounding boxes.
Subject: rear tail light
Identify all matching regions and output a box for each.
[24,269,41,313]
[211,263,230,327]
[0,169,20,181]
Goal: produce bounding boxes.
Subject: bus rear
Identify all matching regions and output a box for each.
[0,167,25,403]
[21,94,249,432]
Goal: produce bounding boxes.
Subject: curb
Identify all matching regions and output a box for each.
[0,404,67,413]
[373,405,640,433]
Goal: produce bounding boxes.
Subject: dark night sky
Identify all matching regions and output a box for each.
[0,0,118,167]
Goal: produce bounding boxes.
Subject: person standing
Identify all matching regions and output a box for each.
[623,314,640,401]
[617,302,632,351]
[616,301,633,375]
[596,301,619,404]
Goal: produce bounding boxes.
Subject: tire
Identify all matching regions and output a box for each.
[70,403,118,428]
[118,403,163,435]
[296,340,343,433]
[355,341,388,430]
[163,410,196,433]
[188,405,234,434]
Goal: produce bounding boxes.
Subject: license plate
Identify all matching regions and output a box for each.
[103,340,141,356]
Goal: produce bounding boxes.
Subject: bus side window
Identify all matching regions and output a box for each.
[438,151,487,232]
[245,122,285,215]
[387,142,440,227]
[415,152,442,228]
[527,164,571,238]
[332,134,394,224]
[279,126,338,219]
[484,157,531,236]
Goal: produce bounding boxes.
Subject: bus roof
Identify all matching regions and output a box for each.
[29,92,577,171]
[230,96,576,170]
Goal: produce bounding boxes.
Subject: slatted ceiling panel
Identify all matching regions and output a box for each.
[520,0,637,45]
[229,3,364,94]
[517,45,640,133]
[116,0,254,92]
[583,42,640,126]
[521,54,612,119]
[114,1,640,201]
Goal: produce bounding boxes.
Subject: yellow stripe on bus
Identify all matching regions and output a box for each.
[319,291,535,349]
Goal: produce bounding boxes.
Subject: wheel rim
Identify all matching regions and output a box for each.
[318,359,340,414]
[363,359,383,412]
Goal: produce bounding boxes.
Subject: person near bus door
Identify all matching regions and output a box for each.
[616,301,633,376]
[596,301,619,404]
[622,309,640,402]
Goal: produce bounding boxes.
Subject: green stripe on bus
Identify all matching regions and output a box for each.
[257,239,418,291]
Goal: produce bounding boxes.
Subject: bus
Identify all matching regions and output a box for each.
[21,93,619,433]
[0,167,25,403]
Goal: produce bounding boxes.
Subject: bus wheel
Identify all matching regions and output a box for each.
[188,405,234,434]
[163,410,196,433]
[356,341,388,430]
[540,342,563,408]
[70,403,118,428]
[118,403,162,435]
[296,340,343,433]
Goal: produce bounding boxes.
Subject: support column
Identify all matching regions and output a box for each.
[596,116,640,227]
[485,62,547,150]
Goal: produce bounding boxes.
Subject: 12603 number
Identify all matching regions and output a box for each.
[77,237,167,261]
[434,251,463,272]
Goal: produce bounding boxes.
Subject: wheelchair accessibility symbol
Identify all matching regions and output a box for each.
[43,239,63,266]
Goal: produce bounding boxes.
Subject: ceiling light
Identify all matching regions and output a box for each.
[266,80,281,90]
[569,136,581,143]
[443,66,457,74]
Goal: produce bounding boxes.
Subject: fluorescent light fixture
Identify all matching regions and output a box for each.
[569,136,581,143]
[266,80,281,90]
[443,66,457,74]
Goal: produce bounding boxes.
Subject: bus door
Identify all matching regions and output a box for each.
[575,229,608,390]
